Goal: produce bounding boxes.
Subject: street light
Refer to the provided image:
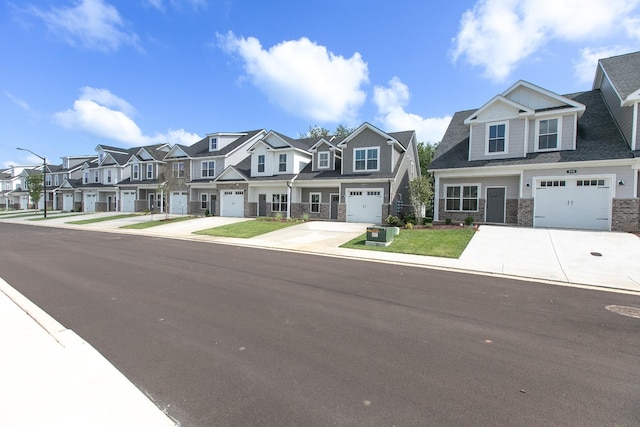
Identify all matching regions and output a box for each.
[16,147,47,218]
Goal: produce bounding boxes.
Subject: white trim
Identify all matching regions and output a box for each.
[443,183,481,212]
[353,146,380,172]
[632,102,638,151]
[309,192,321,213]
[317,151,330,169]
[523,118,529,158]
[534,117,562,152]
[485,121,509,155]
[434,175,440,221]
[201,160,215,178]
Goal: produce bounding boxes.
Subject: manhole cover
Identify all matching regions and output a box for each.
[605,305,640,319]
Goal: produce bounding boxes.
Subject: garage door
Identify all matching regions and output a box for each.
[121,191,136,212]
[63,194,74,211]
[169,192,188,214]
[220,190,244,217]
[533,178,611,230]
[346,189,383,223]
[84,193,96,212]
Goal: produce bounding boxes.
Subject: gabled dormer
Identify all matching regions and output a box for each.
[206,132,246,153]
[336,123,405,175]
[593,51,640,150]
[464,81,585,161]
[247,131,312,177]
[309,138,341,172]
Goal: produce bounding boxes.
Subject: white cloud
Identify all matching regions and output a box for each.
[5,92,31,111]
[53,87,200,146]
[623,17,640,40]
[28,0,139,52]
[373,77,451,144]
[145,0,206,12]
[217,31,369,123]
[452,0,640,81]
[573,46,634,83]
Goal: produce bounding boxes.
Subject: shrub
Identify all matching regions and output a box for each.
[424,217,433,224]
[445,217,452,225]
[386,215,404,227]
[301,213,309,221]
[405,222,413,229]
[204,209,210,217]
[464,216,474,226]
[275,212,283,221]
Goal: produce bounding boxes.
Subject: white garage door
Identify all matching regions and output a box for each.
[84,193,97,212]
[220,190,244,217]
[346,189,383,223]
[534,177,611,230]
[169,192,188,214]
[63,193,74,211]
[121,191,136,212]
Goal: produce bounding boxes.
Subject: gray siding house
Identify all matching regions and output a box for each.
[430,51,640,232]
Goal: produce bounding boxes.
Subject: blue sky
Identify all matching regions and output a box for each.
[3,0,640,168]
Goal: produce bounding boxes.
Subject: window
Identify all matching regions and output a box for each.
[106,170,112,183]
[172,162,184,178]
[83,171,89,184]
[354,148,379,171]
[318,152,329,169]
[258,155,265,173]
[210,137,217,151]
[94,171,99,183]
[540,180,566,187]
[201,194,208,209]
[487,123,506,153]
[45,175,52,186]
[54,175,59,186]
[132,164,139,180]
[202,161,215,178]
[310,193,320,213]
[279,154,287,172]
[445,185,478,211]
[576,179,605,187]
[272,193,287,212]
[538,119,558,150]
[146,164,153,179]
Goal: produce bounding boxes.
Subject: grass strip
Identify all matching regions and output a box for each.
[120,216,195,229]
[194,218,302,238]
[67,214,141,225]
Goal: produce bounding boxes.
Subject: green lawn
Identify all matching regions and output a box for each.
[194,218,302,238]
[120,216,195,229]
[340,227,476,258]
[67,214,141,225]
[30,213,84,221]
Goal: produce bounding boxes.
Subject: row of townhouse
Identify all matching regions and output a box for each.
[430,50,640,232]
[3,123,421,224]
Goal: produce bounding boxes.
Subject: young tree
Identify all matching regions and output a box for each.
[417,142,437,176]
[26,174,43,211]
[302,124,355,138]
[408,175,433,226]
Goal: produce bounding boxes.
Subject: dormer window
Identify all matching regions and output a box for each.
[537,118,559,151]
[210,137,218,151]
[258,155,265,173]
[132,164,140,180]
[318,152,329,169]
[279,154,287,172]
[83,171,89,184]
[146,164,153,179]
[486,122,507,154]
[106,170,112,183]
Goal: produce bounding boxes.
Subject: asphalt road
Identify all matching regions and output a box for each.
[1,223,639,426]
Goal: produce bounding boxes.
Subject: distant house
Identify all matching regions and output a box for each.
[429,51,640,232]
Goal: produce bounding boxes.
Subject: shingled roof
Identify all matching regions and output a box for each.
[430,89,632,170]
[599,51,640,101]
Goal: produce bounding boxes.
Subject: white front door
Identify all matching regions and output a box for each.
[220,190,244,217]
[169,192,188,214]
[345,188,383,223]
[533,177,611,230]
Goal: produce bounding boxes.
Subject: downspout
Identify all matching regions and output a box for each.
[433,174,440,222]
[287,175,297,219]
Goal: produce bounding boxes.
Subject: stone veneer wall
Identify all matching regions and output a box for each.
[95,202,107,212]
[505,199,518,224]
[437,199,485,224]
[517,199,533,227]
[611,199,640,232]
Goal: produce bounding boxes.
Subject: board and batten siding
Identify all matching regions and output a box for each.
[468,118,526,161]
[341,128,393,174]
[601,76,634,146]
[560,114,575,150]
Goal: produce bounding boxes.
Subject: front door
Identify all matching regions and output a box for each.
[330,194,339,220]
[149,194,155,211]
[258,194,266,217]
[485,187,505,223]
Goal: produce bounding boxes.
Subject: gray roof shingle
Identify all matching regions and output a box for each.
[599,51,640,100]
[430,89,632,170]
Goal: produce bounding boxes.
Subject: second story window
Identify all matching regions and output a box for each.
[83,171,89,184]
[354,148,379,171]
[45,175,52,186]
[173,162,185,178]
[487,123,506,153]
[538,118,558,150]
[54,175,59,186]
[94,171,99,183]
[210,137,218,151]
[202,161,215,178]
[318,152,329,169]
[279,154,287,172]
[146,164,153,179]
[107,170,112,183]
[132,164,140,180]
[258,155,265,173]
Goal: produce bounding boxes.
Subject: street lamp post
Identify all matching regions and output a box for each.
[17,147,47,218]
